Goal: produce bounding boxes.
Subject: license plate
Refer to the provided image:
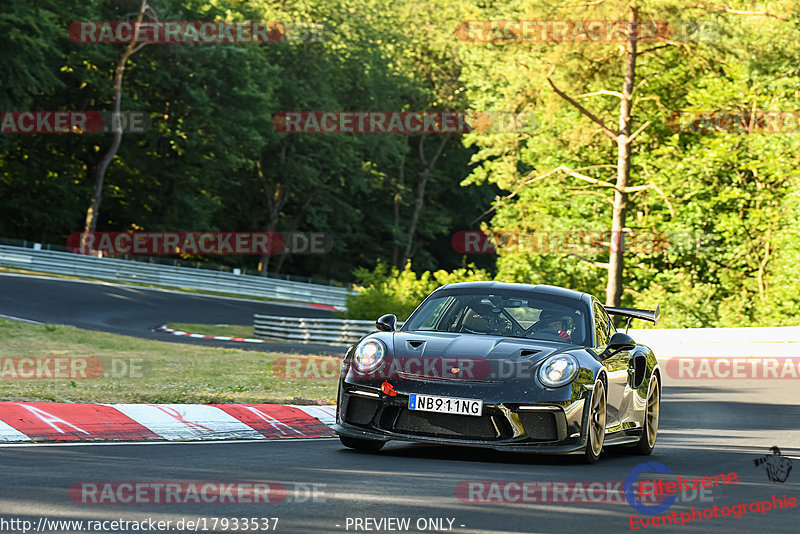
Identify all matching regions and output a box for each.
[408,393,482,417]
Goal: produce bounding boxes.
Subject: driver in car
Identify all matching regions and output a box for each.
[535,311,573,342]
[461,304,510,336]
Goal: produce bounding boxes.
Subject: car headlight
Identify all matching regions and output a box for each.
[353,338,386,372]
[538,354,579,388]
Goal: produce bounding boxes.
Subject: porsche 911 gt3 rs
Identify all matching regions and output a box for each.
[334,281,661,463]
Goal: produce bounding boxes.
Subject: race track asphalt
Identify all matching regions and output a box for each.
[0,273,344,355]
[1,378,798,534]
[2,272,798,533]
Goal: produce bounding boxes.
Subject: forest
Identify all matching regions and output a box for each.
[2,0,798,327]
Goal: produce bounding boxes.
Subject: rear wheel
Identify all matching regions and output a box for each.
[339,435,386,452]
[581,379,606,464]
[631,374,660,455]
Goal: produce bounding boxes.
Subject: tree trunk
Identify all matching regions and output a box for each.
[605,5,638,307]
[257,148,289,275]
[82,0,149,253]
[391,142,407,267]
[274,190,315,273]
[401,134,450,265]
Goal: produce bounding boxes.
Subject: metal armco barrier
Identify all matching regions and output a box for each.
[253,314,800,354]
[0,244,353,308]
[253,315,390,346]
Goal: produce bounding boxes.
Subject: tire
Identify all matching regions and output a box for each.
[581,378,606,464]
[631,373,660,455]
[339,435,386,452]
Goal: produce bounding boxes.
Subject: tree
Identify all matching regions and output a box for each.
[83,0,152,244]
[457,0,799,326]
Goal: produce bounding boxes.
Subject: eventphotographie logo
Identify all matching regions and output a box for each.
[624,462,736,516]
[753,446,793,483]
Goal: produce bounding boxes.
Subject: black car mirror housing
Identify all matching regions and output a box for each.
[375,314,397,332]
[599,332,636,359]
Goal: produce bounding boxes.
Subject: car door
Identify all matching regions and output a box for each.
[592,300,629,428]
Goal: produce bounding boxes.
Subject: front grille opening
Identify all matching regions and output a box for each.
[379,406,401,429]
[392,409,503,440]
[518,411,559,441]
[345,396,380,426]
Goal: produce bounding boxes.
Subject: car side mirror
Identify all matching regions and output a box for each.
[599,332,636,359]
[375,314,397,332]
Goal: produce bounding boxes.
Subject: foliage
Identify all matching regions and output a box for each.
[345,260,492,320]
[0,0,496,280]
[1,0,799,327]
[455,0,800,327]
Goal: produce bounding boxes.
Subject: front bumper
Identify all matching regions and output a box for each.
[335,383,592,454]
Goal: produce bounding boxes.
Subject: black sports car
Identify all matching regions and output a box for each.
[334,281,661,463]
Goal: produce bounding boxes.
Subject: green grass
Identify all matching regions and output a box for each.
[165,323,255,339]
[0,320,340,404]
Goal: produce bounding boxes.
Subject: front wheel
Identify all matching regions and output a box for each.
[339,435,386,452]
[581,379,606,464]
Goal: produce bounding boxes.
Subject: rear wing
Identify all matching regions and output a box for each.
[603,305,660,329]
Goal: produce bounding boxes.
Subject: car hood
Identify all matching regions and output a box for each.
[385,330,575,382]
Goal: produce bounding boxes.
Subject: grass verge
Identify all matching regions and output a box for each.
[0,319,339,404]
[165,323,255,339]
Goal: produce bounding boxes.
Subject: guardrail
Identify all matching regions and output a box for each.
[0,244,354,308]
[254,315,395,346]
[253,314,800,355]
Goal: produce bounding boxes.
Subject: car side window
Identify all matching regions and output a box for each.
[593,302,611,347]
[417,296,454,330]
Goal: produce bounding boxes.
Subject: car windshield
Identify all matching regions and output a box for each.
[402,288,590,345]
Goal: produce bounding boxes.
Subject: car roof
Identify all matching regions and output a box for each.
[435,281,588,301]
